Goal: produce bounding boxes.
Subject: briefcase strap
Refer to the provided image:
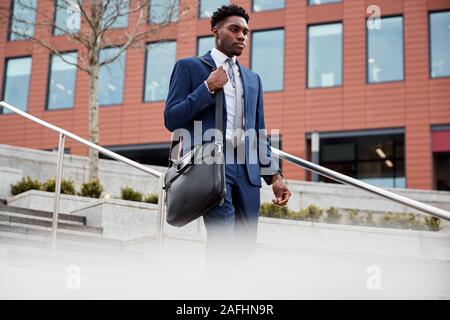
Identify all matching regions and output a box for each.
[168,57,224,168]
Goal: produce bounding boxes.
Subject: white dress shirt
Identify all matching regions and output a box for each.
[208,48,245,145]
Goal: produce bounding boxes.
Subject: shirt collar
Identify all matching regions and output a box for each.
[211,48,237,65]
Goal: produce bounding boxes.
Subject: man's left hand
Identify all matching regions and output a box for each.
[271,174,291,206]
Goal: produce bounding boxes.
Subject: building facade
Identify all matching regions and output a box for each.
[0,0,449,190]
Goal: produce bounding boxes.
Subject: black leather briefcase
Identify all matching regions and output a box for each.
[163,58,226,227]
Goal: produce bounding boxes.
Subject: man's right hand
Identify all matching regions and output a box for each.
[205,66,228,92]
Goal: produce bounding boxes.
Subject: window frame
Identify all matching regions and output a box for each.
[365,14,405,85]
[306,128,406,188]
[306,20,343,89]
[1,55,33,114]
[198,0,230,19]
[307,0,341,6]
[196,35,215,56]
[7,0,37,41]
[428,10,450,79]
[142,40,177,103]
[251,0,285,13]
[45,51,78,111]
[98,46,127,107]
[148,0,180,25]
[250,27,285,93]
[52,0,81,36]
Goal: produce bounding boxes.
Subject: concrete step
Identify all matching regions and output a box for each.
[0,232,133,258]
[0,203,85,225]
[0,224,119,247]
[0,212,102,236]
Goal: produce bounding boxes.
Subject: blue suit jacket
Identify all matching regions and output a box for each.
[164,51,280,187]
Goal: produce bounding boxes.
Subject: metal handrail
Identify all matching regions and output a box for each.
[0,101,166,249]
[271,148,450,221]
[1,99,449,251]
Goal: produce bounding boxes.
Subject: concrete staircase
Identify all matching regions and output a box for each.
[0,203,125,253]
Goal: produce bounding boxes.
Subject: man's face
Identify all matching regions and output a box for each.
[213,16,249,57]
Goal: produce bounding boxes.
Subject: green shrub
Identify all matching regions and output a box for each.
[300,204,323,221]
[364,211,374,226]
[382,212,399,228]
[144,193,159,204]
[121,186,143,202]
[347,209,360,225]
[10,176,42,195]
[79,178,103,198]
[41,178,76,195]
[290,209,310,221]
[260,202,290,219]
[325,207,341,223]
[425,216,441,231]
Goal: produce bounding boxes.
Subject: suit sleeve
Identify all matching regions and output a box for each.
[164,59,215,132]
[256,74,283,185]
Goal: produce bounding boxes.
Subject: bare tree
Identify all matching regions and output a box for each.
[1,0,185,180]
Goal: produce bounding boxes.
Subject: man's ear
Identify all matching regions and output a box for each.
[212,27,219,38]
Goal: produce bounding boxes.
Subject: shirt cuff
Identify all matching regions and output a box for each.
[204,81,214,94]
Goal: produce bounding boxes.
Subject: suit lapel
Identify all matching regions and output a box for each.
[202,51,217,70]
[202,51,227,133]
[237,61,250,128]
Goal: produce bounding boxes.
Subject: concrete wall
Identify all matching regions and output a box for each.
[0,144,165,199]
[2,143,450,218]
[260,179,450,218]
[0,166,22,199]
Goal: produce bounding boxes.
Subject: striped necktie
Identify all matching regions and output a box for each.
[225,58,243,147]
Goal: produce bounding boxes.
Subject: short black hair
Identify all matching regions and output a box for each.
[210,4,250,30]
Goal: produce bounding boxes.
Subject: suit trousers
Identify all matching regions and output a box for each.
[202,142,261,265]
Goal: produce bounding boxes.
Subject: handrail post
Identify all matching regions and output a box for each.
[156,175,166,248]
[51,133,65,251]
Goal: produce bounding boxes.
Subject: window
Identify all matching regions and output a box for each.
[199,0,229,19]
[319,133,405,188]
[253,0,284,12]
[308,0,341,5]
[47,52,78,110]
[367,16,404,83]
[144,41,177,102]
[99,48,126,105]
[197,36,214,56]
[100,0,128,29]
[149,0,179,24]
[308,23,342,88]
[430,11,450,78]
[1,57,32,114]
[54,0,80,35]
[9,0,37,41]
[251,29,284,91]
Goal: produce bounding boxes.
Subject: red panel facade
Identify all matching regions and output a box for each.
[0,0,449,190]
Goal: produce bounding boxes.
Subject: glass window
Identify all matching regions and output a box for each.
[251,29,284,92]
[308,23,342,88]
[197,36,215,56]
[9,0,37,41]
[367,16,404,83]
[47,52,78,110]
[199,0,229,19]
[54,0,81,35]
[253,0,284,12]
[2,57,32,113]
[430,11,450,78]
[99,48,126,105]
[144,41,177,102]
[149,0,179,24]
[100,0,128,29]
[308,0,341,5]
[319,134,405,188]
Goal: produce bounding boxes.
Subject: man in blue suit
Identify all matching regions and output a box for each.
[164,5,291,261]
